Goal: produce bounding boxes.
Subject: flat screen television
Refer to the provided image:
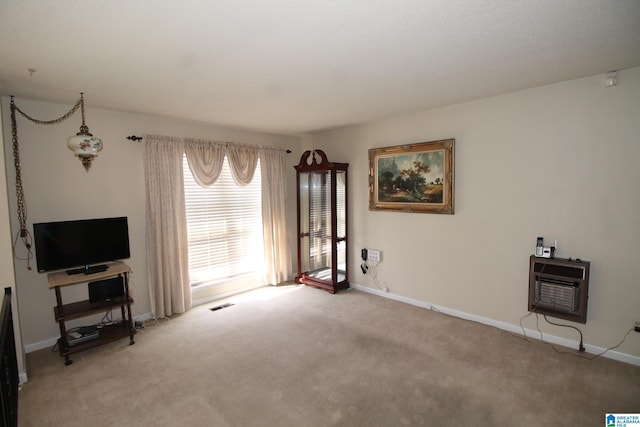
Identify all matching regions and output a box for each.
[33,216,130,275]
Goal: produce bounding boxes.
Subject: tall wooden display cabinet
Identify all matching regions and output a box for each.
[295,150,349,293]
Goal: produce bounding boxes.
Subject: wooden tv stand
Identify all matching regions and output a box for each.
[47,261,135,365]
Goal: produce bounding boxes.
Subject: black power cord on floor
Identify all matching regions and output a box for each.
[542,315,585,352]
[522,312,635,361]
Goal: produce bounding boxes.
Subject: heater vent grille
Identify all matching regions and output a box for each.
[534,279,579,313]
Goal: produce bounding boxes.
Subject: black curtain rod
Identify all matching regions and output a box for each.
[126,135,291,153]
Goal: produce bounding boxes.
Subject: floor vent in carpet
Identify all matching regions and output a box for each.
[210,303,235,312]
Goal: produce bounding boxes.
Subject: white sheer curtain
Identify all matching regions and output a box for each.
[259,148,291,285]
[143,135,291,318]
[143,137,191,318]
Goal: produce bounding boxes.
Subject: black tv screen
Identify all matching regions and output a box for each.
[33,217,130,274]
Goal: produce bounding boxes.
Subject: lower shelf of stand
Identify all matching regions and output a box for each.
[62,324,135,356]
[54,296,134,321]
[296,275,349,294]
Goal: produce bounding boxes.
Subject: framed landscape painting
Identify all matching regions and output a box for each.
[368,139,454,214]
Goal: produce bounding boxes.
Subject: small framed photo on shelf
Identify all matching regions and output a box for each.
[368,138,454,214]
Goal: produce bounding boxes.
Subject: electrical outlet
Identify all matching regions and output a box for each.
[634,317,640,333]
[368,249,381,262]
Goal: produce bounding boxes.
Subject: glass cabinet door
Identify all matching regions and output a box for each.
[303,171,333,281]
[335,169,347,283]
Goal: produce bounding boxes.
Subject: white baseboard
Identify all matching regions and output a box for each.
[133,312,155,323]
[24,337,59,354]
[350,283,640,367]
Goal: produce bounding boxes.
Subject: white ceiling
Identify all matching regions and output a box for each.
[1,1,639,136]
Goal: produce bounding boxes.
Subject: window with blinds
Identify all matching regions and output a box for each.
[183,155,264,287]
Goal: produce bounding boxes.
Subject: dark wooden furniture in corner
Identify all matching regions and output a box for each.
[295,150,349,294]
[48,261,135,365]
[528,255,590,324]
[1,288,18,427]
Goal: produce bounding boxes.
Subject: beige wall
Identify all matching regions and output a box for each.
[309,67,640,361]
[0,97,301,353]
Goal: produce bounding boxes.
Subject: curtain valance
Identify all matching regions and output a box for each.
[144,134,286,187]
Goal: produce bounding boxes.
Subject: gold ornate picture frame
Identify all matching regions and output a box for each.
[368,139,454,214]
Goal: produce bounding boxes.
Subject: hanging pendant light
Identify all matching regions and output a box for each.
[11,91,104,269]
[67,93,103,171]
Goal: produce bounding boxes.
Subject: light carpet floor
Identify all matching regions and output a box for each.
[18,285,640,426]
